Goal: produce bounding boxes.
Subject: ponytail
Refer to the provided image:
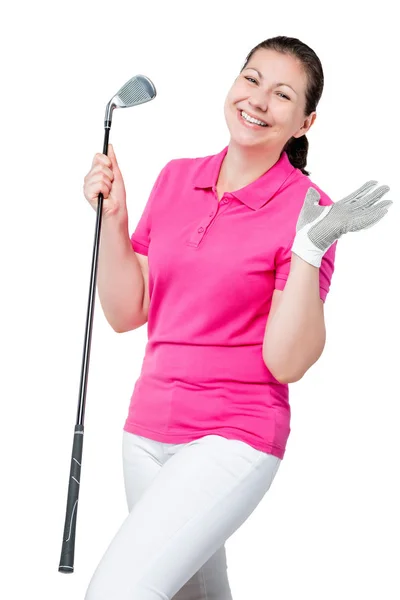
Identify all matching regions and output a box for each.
[283,135,310,176]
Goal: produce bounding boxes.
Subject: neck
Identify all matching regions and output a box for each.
[217,141,283,192]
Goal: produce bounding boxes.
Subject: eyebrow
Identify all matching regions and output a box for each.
[243,67,298,95]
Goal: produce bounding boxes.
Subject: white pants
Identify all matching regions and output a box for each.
[84,431,281,600]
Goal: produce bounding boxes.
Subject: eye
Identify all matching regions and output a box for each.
[244,76,258,84]
[244,77,289,100]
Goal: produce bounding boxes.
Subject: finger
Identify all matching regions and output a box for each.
[89,180,111,200]
[304,187,320,204]
[356,185,391,210]
[352,199,393,216]
[372,199,393,210]
[359,209,390,230]
[92,152,112,169]
[338,180,379,205]
[297,188,324,229]
[347,206,391,232]
[300,187,321,214]
[354,199,393,219]
[88,164,114,181]
[108,144,121,172]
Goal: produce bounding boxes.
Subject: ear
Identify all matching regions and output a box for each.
[293,111,317,138]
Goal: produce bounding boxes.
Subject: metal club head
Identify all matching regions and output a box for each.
[104,74,156,126]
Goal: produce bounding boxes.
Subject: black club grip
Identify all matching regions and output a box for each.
[58,425,84,572]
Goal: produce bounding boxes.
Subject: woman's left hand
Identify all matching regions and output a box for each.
[291,181,393,267]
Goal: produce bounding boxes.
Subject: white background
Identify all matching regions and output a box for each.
[1,1,399,598]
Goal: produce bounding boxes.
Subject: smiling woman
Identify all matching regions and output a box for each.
[83,35,392,600]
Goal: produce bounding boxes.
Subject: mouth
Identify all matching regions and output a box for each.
[238,109,269,128]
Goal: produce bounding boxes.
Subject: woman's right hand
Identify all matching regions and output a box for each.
[83,143,128,221]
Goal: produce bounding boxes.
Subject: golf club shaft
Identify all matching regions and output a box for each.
[58,128,110,573]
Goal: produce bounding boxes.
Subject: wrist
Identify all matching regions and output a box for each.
[290,251,320,271]
[291,234,323,268]
[102,210,129,230]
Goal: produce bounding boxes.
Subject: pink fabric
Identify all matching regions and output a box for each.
[123,146,337,459]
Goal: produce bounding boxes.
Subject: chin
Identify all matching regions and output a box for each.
[229,129,267,148]
[234,138,264,150]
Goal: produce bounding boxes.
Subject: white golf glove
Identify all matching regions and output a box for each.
[291,181,393,268]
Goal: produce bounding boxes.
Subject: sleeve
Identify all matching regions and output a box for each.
[274,239,337,303]
[130,162,170,256]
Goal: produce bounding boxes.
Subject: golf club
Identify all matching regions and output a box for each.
[58,74,157,574]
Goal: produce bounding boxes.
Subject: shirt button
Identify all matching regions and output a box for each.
[221,198,228,204]
[198,227,204,233]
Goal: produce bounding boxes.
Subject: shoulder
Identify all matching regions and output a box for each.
[297,170,334,206]
[283,168,334,208]
[158,149,218,186]
[272,168,335,245]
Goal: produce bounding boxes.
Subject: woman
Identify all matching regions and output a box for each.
[83,36,392,600]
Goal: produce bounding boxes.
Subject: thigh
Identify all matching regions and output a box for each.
[122,431,165,512]
[85,433,280,600]
[122,432,233,600]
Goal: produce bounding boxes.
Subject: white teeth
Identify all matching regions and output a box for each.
[241,110,267,127]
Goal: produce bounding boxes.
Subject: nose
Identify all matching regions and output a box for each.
[248,90,268,113]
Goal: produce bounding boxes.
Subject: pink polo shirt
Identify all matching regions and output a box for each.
[123,146,337,459]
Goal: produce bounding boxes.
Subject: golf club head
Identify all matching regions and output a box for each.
[104,74,156,126]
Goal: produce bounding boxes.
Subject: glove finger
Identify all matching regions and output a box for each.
[338,180,379,205]
[296,188,324,229]
[355,185,391,210]
[353,199,393,215]
[304,187,321,203]
[301,187,321,212]
[370,199,393,211]
[347,204,392,232]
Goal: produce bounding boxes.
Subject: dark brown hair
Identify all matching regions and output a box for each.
[240,36,324,176]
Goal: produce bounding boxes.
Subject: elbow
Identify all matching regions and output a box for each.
[112,323,129,333]
[113,299,149,333]
[113,320,145,334]
[110,319,133,333]
[270,367,304,384]
[111,312,147,333]
[276,371,304,384]
[262,353,304,384]
[263,334,326,384]
[113,326,128,333]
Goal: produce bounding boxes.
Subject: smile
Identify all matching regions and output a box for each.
[239,110,269,127]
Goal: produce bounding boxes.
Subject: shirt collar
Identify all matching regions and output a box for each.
[192,145,296,210]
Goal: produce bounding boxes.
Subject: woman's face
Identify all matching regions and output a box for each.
[224,48,316,151]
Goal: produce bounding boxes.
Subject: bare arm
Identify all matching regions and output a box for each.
[97,216,149,332]
[262,253,326,383]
